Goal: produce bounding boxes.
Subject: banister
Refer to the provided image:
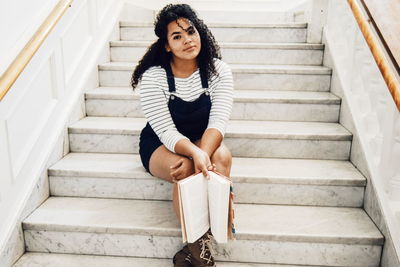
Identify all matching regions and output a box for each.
[348,0,400,111]
[0,0,73,101]
[362,0,400,74]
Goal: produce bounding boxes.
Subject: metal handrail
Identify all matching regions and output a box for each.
[348,0,400,111]
[0,0,73,101]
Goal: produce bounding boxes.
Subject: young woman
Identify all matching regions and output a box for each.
[131,4,234,267]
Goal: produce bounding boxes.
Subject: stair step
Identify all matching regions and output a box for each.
[181,10,299,25]
[22,197,383,266]
[119,22,308,43]
[68,117,351,160]
[13,252,306,267]
[48,153,365,207]
[85,87,340,122]
[110,41,324,65]
[98,62,332,91]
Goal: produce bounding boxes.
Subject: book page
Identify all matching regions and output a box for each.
[208,172,231,243]
[177,183,187,243]
[178,173,210,243]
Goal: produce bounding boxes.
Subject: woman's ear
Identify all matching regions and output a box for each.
[165,43,171,52]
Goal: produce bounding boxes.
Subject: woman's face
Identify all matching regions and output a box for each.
[165,18,201,62]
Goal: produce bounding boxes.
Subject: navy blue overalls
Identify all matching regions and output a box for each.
[139,64,211,174]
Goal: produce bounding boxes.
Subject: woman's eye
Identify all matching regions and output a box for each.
[188,29,196,35]
[173,35,181,40]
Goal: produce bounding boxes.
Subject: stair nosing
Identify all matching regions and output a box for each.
[85,87,340,104]
[48,153,365,186]
[98,62,332,75]
[68,117,352,141]
[16,253,290,267]
[119,21,308,28]
[22,197,384,245]
[110,40,324,50]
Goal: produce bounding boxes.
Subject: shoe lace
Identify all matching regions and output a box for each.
[184,254,192,263]
[199,232,216,266]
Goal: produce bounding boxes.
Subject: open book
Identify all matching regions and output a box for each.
[177,171,234,244]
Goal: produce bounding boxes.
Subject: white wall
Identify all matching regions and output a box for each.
[322,0,400,264]
[0,0,59,75]
[0,0,124,265]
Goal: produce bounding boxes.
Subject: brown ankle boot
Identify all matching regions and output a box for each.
[173,245,193,267]
[187,230,216,267]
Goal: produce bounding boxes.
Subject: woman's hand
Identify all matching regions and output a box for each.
[173,139,217,180]
[170,157,194,181]
[191,148,216,179]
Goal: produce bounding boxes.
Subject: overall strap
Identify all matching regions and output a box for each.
[164,64,209,92]
[199,67,209,89]
[165,63,176,92]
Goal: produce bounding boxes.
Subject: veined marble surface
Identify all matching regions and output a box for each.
[23,197,383,244]
[48,153,365,206]
[67,117,352,158]
[110,44,323,65]
[85,87,340,103]
[111,41,322,49]
[99,62,331,74]
[14,252,318,267]
[68,117,351,140]
[13,253,170,267]
[85,95,340,123]
[85,87,341,121]
[120,24,307,43]
[50,176,172,201]
[50,175,364,206]
[232,72,331,91]
[98,62,331,90]
[68,133,351,159]
[0,226,24,267]
[86,99,340,122]
[24,230,381,266]
[119,22,308,28]
[225,137,350,160]
[22,198,383,265]
[49,153,365,185]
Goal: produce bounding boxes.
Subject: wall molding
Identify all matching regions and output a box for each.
[0,0,124,265]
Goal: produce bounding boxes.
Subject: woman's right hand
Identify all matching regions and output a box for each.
[173,139,216,179]
[191,147,214,179]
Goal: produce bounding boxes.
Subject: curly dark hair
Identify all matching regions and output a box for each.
[131,4,221,89]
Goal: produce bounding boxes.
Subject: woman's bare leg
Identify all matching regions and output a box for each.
[149,145,194,221]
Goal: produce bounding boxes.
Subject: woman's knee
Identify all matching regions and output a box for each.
[149,145,190,182]
[211,145,232,168]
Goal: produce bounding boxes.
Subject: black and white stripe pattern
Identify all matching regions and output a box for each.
[138,59,234,152]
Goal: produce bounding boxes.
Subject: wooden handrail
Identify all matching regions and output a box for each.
[362,0,400,74]
[0,0,73,101]
[348,0,400,111]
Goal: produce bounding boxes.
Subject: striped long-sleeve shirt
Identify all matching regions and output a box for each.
[138,59,234,153]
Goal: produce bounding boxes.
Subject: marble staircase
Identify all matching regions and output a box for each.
[14,15,384,267]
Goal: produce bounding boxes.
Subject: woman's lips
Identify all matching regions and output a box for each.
[184,46,196,51]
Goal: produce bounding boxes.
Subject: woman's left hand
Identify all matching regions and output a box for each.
[170,157,194,181]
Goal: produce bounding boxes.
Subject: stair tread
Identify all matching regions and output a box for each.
[13,252,308,267]
[23,197,383,245]
[110,40,324,50]
[85,87,340,104]
[49,153,365,186]
[68,117,351,140]
[119,21,308,28]
[99,62,332,74]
